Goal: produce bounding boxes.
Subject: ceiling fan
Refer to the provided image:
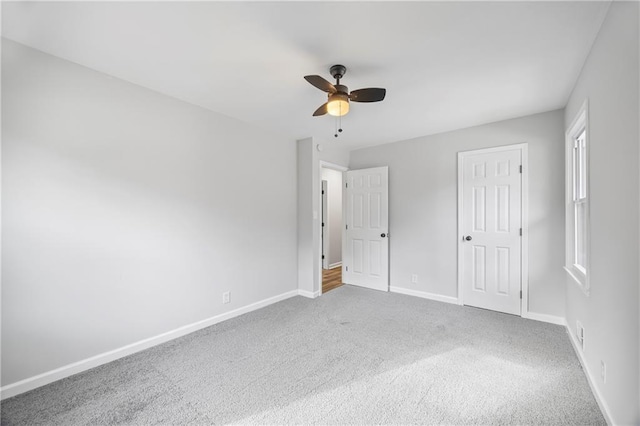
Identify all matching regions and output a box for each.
[304,65,386,117]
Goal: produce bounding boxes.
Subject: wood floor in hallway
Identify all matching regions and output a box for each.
[322,267,343,294]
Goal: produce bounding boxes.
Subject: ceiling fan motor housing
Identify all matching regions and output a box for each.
[333,84,349,96]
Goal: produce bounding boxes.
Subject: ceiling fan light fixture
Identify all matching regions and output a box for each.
[327,93,349,117]
[305,66,384,121]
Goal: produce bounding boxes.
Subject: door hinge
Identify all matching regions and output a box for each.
[322,255,325,259]
[322,190,325,195]
[346,266,348,272]
[345,183,348,188]
[322,222,325,227]
[346,224,348,230]
[519,165,522,173]
[520,290,523,299]
[519,228,522,236]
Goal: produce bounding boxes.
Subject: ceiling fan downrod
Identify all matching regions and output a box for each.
[330,64,347,85]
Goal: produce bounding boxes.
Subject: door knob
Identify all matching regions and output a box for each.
[465,236,472,241]
[381,233,386,238]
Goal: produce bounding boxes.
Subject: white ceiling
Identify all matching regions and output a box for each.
[2,1,610,150]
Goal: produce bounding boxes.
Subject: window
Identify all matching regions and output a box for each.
[565,101,589,293]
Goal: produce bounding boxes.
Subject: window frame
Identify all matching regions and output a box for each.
[565,100,590,294]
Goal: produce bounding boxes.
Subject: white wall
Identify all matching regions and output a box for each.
[349,110,566,318]
[563,2,639,424]
[2,40,298,386]
[321,168,342,268]
[297,138,315,296]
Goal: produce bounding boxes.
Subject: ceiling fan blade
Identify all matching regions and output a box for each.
[313,103,328,116]
[304,75,337,94]
[349,88,386,103]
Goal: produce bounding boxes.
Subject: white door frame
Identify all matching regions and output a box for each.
[319,161,349,296]
[321,180,329,270]
[457,143,529,316]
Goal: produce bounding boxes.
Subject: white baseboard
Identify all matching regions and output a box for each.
[298,289,320,299]
[522,311,566,326]
[566,326,614,425]
[329,262,342,269]
[389,286,459,305]
[0,289,299,400]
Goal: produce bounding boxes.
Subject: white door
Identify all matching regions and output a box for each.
[460,148,522,315]
[321,180,329,270]
[343,166,389,292]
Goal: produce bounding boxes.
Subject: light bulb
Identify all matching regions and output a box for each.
[327,93,349,117]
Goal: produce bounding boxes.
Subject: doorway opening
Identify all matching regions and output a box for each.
[320,163,346,294]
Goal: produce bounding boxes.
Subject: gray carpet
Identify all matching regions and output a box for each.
[1,285,605,425]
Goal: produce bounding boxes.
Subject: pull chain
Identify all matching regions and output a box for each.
[334,103,344,138]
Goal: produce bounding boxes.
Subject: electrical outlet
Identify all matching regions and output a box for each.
[222,291,230,304]
[601,361,606,383]
[411,274,418,284]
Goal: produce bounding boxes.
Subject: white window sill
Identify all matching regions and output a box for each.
[564,266,590,296]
